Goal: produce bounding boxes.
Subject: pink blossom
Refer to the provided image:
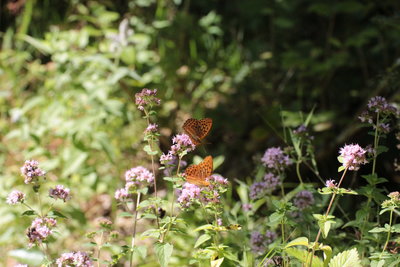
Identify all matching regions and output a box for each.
[124,166,154,188]
[6,190,25,205]
[325,179,336,188]
[261,147,292,171]
[20,160,45,184]
[339,144,368,171]
[56,251,93,267]
[49,185,71,202]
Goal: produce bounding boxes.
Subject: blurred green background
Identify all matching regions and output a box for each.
[1,0,399,265]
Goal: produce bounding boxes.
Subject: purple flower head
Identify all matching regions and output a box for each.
[261,147,292,171]
[358,111,373,124]
[263,173,281,193]
[249,182,267,200]
[20,160,46,184]
[56,251,93,267]
[293,190,314,210]
[49,185,71,202]
[242,203,252,212]
[217,218,223,226]
[169,134,196,156]
[6,190,25,205]
[124,166,154,189]
[325,179,336,188]
[250,231,277,254]
[265,230,278,245]
[27,217,57,247]
[206,174,229,190]
[135,88,160,111]
[374,123,391,134]
[367,96,390,114]
[339,144,368,171]
[177,182,202,207]
[144,123,158,134]
[114,188,130,201]
[293,125,307,135]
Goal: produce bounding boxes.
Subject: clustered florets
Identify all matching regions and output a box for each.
[293,190,314,210]
[20,160,46,184]
[135,88,161,111]
[26,217,57,247]
[177,175,228,208]
[250,230,277,254]
[49,185,71,202]
[160,134,196,165]
[261,147,292,171]
[56,251,93,267]
[339,144,368,171]
[144,123,158,134]
[6,190,25,205]
[249,173,281,200]
[115,166,154,201]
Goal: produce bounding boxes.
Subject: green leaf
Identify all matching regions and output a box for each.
[133,245,147,260]
[285,248,324,267]
[211,257,224,267]
[21,210,37,216]
[154,242,173,267]
[369,227,388,233]
[8,249,44,265]
[48,210,67,219]
[194,224,214,232]
[328,248,362,267]
[285,237,309,248]
[195,234,211,248]
[118,212,133,218]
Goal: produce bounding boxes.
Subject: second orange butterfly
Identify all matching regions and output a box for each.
[182,118,212,146]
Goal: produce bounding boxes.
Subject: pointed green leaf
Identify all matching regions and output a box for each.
[328,248,362,267]
[154,242,173,267]
[195,234,211,248]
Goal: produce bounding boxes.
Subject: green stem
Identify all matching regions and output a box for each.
[97,231,104,267]
[129,192,141,267]
[372,112,380,175]
[380,209,393,256]
[296,159,304,185]
[309,168,348,267]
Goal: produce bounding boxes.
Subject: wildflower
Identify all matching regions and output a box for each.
[207,174,229,189]
[20,160,45,184]
[374,123,391,134]
[249,182,267,200]
[242,203,252,212]
[135,88,160,111]
[263,173,281,193]
[114,188,130,201]
[27,217,57,247]
[49,185,71,202]
[217,218,223,226]
[339,144,368,171]
[160,153,175,165]
[97,217,112,229]
[144,123,158,134]
[6,190,25,205]
[293,190,314,210]
[170,134,196,156]
[265,230,277,245]
[125,166,154,189]
[250,231,265,253]
[358,111,373,124]
[325,179,336,188]
[177,182,201,207]
[367,96,391,114]
[56,251,93,267]
[293,125,307,135]
[261,147,292,171]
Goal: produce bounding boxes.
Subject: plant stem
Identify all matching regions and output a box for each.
[296,159,304,185]
[309,167,348,267]
[97,231,104,267]
[129,192,141,267]
[372,112,380,175]
[380,209,393,256]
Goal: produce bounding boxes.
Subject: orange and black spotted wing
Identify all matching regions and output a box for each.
[184,156,213,186]
[183,118,212,146]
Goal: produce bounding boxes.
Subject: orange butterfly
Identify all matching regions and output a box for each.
[184,156,213,186]
[183,118,212,146]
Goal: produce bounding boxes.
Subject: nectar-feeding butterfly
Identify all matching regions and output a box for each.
[184,156,213,186]
[182,118,212,146]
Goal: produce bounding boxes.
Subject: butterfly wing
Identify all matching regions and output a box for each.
[183,118,212,145]
[185,156,213,186]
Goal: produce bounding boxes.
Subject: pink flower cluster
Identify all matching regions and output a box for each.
[325,179,336,188]
[177,175,228,208]
[135,88,161,111]
[115,166,154,201]
[26,217,57,247]
[49,185,71,202]
[261,147,292,171]
[20,160,46,184]
[339,144,368,171]
[6,190,25,205]
[144,123,158,134]
[160,134,196,163]
[56,251,93,267]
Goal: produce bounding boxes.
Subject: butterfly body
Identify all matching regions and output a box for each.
[183,118,212,146]
[184,156,213,186]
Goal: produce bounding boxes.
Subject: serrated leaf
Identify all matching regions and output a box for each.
[194,234,211,248]
[154,242,173,267]
[328,248,362,267]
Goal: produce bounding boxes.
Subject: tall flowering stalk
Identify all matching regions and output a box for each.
[308,144,367,266]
